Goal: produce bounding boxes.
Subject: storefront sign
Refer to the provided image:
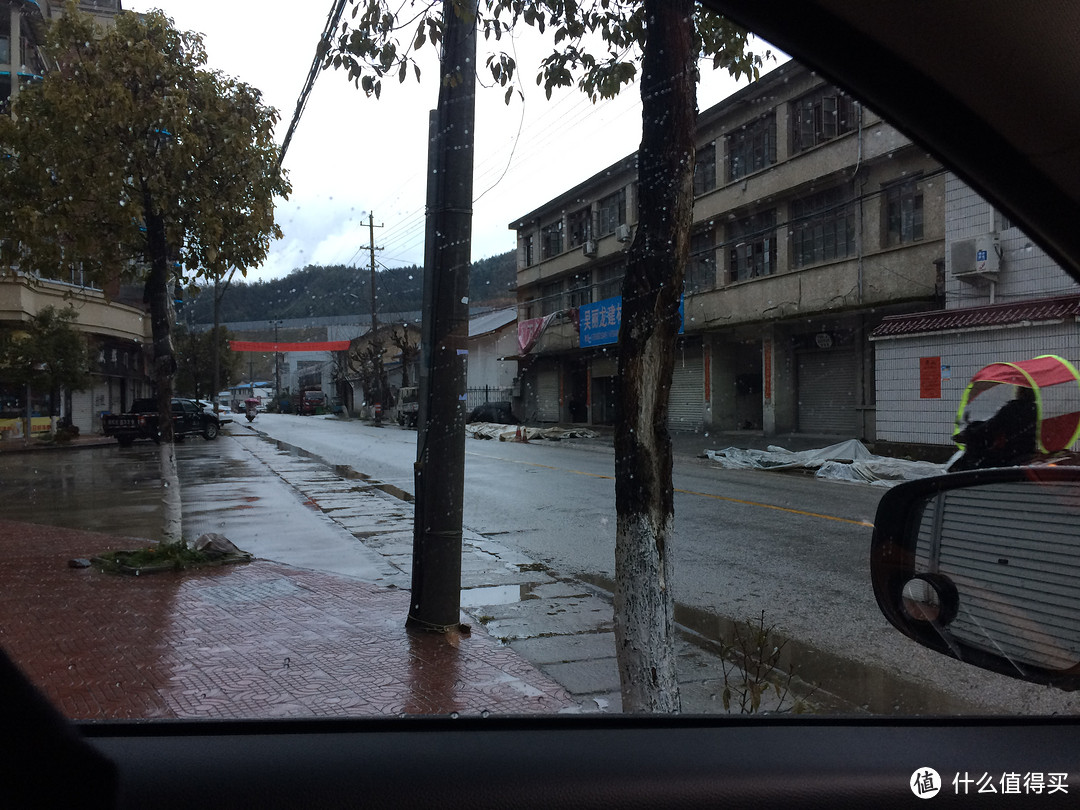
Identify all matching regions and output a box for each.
[579,295,685,348]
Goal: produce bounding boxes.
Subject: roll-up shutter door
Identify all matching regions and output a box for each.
[71,389,95,434]
[536,367,560,423]
[796,348,857,434]
[667,342,704,432]
[914,481,1080,670]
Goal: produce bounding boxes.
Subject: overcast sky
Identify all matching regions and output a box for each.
[123,1,781,284]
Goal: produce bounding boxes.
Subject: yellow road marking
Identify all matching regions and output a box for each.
[674,487,874,527]
[468,450,872,527]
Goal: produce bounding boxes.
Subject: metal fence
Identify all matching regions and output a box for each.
[465,386,513,410]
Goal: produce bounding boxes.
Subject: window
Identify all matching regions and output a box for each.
[686,228,716,292]
[693,142,717,196]
[595,264,624,300]
[567,272,591,308]
[540,280,562,315]
[884,178,924,246]
[727,210,777,281]
[541,220,563,259]
[790,187,856,267]
[791,87,856,152]
[522,233,535,267]
[727,113,777,181]
[520,297,539,320]
[598,188,626,235]
[567,207,591,248]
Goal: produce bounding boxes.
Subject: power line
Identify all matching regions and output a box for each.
[277,0,348,172]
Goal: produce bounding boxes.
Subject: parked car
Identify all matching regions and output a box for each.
[101,397,223,446]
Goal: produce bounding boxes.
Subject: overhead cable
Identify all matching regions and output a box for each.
[277,0,348,172]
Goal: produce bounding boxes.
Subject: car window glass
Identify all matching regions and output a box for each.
[2,1,1077,725]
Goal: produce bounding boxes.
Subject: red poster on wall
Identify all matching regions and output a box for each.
[763,340,772,401]
[920,356,941,399]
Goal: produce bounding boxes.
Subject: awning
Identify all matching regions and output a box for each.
[957,355,1080,453]
[871,294,1080,338]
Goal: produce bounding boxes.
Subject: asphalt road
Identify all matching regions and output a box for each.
[4,416,1074,714]
[243,414,1077,715]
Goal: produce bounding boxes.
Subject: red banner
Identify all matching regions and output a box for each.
[228,341,351,353]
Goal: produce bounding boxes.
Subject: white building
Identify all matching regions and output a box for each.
[872,174,1080,450]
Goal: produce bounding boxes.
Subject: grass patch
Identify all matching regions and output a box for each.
[93,543,220,575]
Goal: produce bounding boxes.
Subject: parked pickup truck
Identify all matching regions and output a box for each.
[102,398,223,446]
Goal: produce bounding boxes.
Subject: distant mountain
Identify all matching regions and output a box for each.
[187,250,516,325]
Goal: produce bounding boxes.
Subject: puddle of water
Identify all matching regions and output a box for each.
[460,583,537,607]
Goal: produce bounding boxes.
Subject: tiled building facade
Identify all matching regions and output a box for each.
[510,61,945,439]
[873,175,1080,448]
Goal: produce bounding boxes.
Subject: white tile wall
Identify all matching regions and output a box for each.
[875,322,1080,445]
[945,175,1080,309]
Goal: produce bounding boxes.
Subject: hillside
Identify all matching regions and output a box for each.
[188,250,516,325]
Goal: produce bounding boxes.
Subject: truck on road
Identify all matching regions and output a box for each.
[102,398,224,446]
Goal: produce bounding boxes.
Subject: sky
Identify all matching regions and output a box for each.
[123,1,781,284]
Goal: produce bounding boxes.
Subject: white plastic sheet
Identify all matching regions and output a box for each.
[705,439,945,486]
[465,422,600,442]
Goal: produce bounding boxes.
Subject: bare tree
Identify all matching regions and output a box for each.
[328,0,766,710]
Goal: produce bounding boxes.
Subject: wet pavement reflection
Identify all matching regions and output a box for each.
[0,437,573,719]
[0,442,168,537]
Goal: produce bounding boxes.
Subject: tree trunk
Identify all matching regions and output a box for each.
[612,0,697,714]
[212,278,221,415]
[144,198,182,546]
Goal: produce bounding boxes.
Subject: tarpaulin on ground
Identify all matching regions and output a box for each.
[465,422,600,442]
[704,439,945,487]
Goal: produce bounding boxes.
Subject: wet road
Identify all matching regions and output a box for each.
[3,420,1076,715]
[0,432,403,586]
[242,415,1079,716]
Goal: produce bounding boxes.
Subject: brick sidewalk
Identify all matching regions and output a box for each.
[0,520,573,720]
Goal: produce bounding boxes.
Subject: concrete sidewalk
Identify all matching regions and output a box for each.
[0,518,573,719]
[0,424,827,720]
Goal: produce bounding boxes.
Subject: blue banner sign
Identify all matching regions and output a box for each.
[579,297,623,347]
[579,295,684,348]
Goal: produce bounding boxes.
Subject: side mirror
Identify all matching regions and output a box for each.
[870,466,1080,691]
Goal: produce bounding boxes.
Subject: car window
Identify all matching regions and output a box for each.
[2,0,1079,734]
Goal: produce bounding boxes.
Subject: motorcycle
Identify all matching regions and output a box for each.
[244,398,259,423]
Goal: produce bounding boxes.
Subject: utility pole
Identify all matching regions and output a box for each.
[270,319,282,407]
[367,213,386,424]
[407,0,476,633]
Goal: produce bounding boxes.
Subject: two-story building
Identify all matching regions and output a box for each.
[1,0,147,439]
[510,60,946,439]
[872,175,1080,452]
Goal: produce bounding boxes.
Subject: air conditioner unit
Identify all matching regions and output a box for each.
[616,224,632,242]
[951,233,1000,280]
[583,240,598,258]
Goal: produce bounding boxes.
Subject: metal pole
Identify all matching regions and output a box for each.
[273,320,281,405]
[408,0,476,632]
[369,213,383,425]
